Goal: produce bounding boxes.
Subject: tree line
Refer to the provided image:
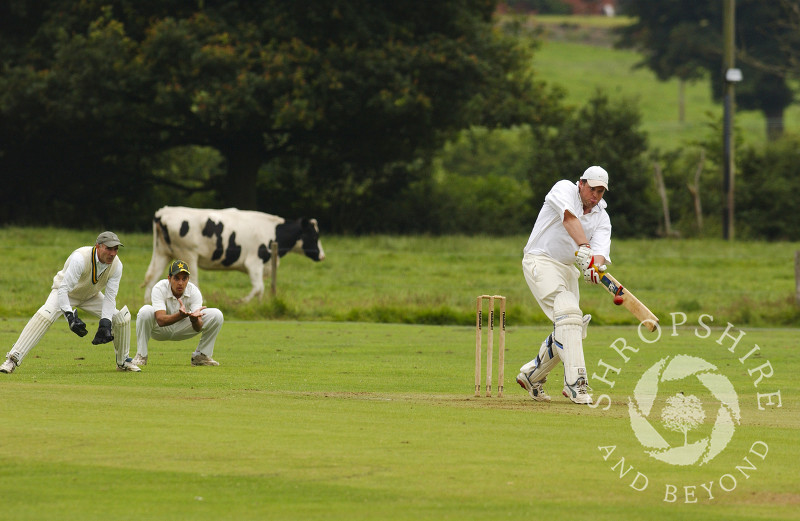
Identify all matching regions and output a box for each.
[1,0,798,238]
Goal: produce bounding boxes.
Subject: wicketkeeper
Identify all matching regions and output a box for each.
[1,231,139,374]
[516,166,611,404]
[132,259,223,367]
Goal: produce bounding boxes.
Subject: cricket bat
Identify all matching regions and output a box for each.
[598,271,659,332]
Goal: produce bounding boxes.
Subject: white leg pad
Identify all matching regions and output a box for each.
[520,334,560,383]
[112,306,131,365]
[7,310,56,366]
[553,292,587,386]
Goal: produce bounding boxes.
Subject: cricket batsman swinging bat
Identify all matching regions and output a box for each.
[598,270,659,332]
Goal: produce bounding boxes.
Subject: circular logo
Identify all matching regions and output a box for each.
[628,355,741,466]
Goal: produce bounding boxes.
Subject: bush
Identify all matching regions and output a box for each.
[738,135,800,240]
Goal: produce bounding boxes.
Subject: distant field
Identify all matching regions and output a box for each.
[528,16,800,151]
[1,228,798,328]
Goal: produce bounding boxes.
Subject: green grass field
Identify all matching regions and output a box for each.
[1,228,798,327]
[0,228,798,519]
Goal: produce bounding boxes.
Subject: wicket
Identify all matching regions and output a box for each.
[474,295,506,397]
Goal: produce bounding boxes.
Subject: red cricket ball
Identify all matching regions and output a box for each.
[613,295,624,306]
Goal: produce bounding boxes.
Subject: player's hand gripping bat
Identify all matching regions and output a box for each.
[577,253,659,332]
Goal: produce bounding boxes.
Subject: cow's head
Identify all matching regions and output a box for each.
[300,218,325,261]
[275,218,326,261]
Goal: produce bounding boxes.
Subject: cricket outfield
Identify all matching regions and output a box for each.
[0,319,797,521]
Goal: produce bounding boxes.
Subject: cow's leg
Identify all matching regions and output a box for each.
[185,255,200,288]
[142,252,170,303]
[242,260,265,302]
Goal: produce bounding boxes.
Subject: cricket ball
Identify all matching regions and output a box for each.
[613,295,624,306]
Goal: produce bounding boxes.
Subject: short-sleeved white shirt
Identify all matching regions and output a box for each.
[150,279,204,314]
[523,180,612,265]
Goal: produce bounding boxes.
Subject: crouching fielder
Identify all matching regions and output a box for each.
[516,166,612,404]
[1,231,138,374]
[133,260,223,367]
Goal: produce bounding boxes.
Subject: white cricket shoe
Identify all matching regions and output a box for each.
[117,357,142,372]
[0,358,17,374]
[131,353,148,366]
[516,373,551,402]
[191,353,219,366]
[563,377,592,405]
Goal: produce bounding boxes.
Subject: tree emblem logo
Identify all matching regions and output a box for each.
[628,355,741,466]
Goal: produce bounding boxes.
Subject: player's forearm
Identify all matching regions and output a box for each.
[189,316,203,332]
[155,312,187,327]
[562,212,589,246]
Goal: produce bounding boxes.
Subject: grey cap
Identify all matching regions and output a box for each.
[96,231,123,247]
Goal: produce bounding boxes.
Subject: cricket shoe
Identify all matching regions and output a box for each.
[516,373,551,402]
[0,358,18,374]
[131,353,148,366]
[563,377,592,405]
[117,357,142,372]
[191,353,219,366]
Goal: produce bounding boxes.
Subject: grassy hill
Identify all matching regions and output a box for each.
[527,15,800,151]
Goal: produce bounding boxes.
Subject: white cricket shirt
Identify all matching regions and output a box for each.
[150,279,204,314]
[55,246,122,320]
[523,180,612,265]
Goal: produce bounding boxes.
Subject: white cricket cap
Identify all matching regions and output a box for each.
[581,166,609,191]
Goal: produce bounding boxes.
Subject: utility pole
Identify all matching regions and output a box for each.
[722,0,739,240]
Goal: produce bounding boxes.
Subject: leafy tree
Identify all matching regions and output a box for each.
[526,90,658,237]
[737,135,800,240]
[616,0,799,140]
[1,0,558,230]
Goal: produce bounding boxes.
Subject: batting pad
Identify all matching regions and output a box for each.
[520,334,560,383]
[8,310,55,365]
[553,292,587,386]
[112,306,131,365]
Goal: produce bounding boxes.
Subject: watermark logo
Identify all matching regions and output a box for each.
[628,355,741,466]
[592,313,783,503]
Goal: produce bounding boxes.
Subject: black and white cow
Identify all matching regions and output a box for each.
[142,206,325,302]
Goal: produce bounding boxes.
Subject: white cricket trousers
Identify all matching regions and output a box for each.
[521,253,581,321]
[7,289,130,366]
[135,305,223,358]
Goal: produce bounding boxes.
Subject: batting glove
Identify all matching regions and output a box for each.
[583,266,601,284]
[91,318,114,345]
[576,244,593,271]
[582,258,607,285]
[64,310,88,337]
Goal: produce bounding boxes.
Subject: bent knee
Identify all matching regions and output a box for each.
[206,308,224,322]
[136,305,155,320]
[554,292,581,317]
[112,306,131,326]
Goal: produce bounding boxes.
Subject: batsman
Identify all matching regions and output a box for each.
[516,166,611,405]
[1,231,140,374]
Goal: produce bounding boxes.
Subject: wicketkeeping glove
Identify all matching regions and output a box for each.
[91,318,114,345]
[65,310,89,337]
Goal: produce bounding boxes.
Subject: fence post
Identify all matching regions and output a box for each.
[795,251,800,306]
[271,242,279,297]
